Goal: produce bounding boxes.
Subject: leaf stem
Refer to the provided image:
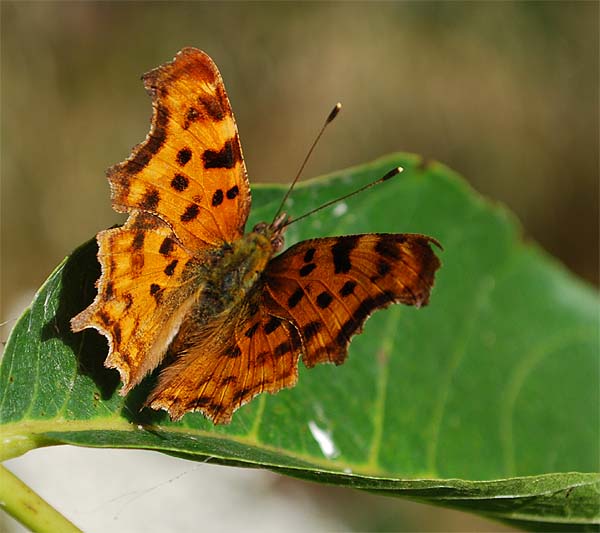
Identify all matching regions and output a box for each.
[0,464,83,533]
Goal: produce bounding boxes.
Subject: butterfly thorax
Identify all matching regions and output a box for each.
[189,224,284,321]
[169,224,285,356]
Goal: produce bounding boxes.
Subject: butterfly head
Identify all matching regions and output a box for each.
[252,212,289,253]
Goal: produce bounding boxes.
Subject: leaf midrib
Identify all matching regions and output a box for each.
[3,415,597,507]
[0,415,385,475]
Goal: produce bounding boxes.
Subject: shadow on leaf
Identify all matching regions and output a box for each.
[42,238,169,426]
[42,239,119,400]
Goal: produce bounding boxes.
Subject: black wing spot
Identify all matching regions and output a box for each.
[202,138,242,169]
[194,396,211,407]
[212,189,224,206]
[264,317,281,334]
[339,280,356,297]
[140,188,160,210]
[316,291,333,309]
[274,341,291,357]
[176,147,192,166]
[159,237,176,255]
[299,263,316,277]
[303,248,316,263]
[171,173,189,191]
[287,288,304,308]
[332,236,359,274]
[303,321,322,342]
[181,203,200,222]
[375,236,400,260]
[164,259,178,276]
[150,283,163,302]
[375,260,391,278]
[226,185,239,200]
[245,322,260,338]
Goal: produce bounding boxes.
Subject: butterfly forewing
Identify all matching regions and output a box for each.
[263,234,441,367]
[108,48,251,249]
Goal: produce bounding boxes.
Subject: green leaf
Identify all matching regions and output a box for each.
[1,154,598,530]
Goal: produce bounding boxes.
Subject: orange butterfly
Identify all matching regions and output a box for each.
[71,48,441,424]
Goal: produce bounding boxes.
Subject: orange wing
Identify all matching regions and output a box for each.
[108,47,250,249]
[71,212,204,392]
[144,233,440,423]
[72,48,251,394]
[263,234,441,367]
[146,298,302,424]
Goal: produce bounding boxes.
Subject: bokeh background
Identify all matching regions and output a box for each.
[2,2,597,532]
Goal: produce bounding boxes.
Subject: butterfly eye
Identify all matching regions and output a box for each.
[253,222,267,233]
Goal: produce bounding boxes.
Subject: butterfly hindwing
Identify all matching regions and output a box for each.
[146,300,302,424]
[71,211,203,392]
[108,48,251,249]
[263,234,441,367]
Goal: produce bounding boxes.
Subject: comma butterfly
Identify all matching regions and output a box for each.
[71,48,441,424]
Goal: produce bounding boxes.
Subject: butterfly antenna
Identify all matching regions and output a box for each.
[272,102,342,224]
[283,166,404,228]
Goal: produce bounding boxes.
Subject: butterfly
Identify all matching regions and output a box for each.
[71,48,441,424]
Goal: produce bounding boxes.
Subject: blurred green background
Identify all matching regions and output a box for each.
[1,2,597,532]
